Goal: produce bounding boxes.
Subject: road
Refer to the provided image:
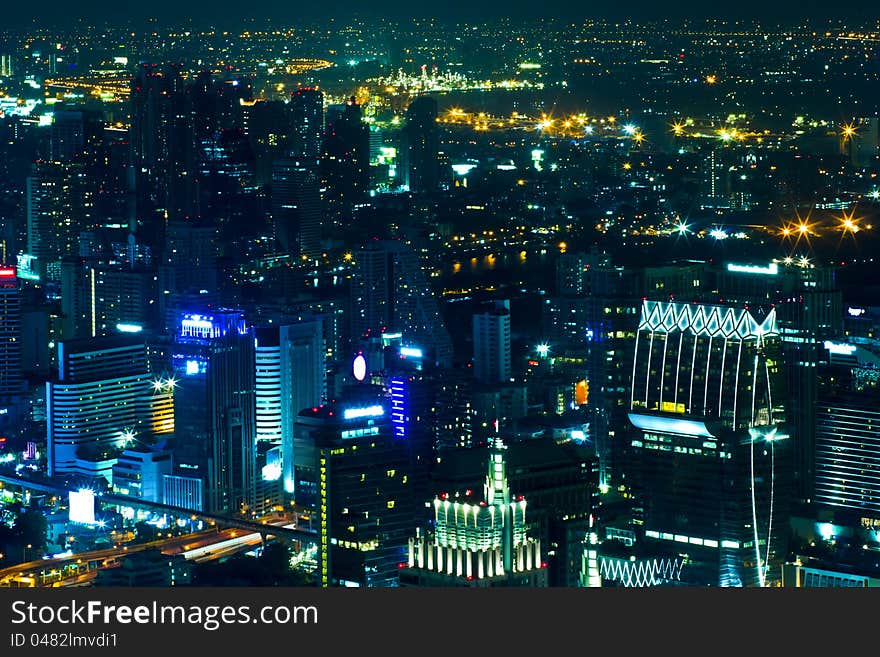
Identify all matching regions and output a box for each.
[0,520,303,587]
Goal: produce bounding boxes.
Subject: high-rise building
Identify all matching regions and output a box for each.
[293,401,414,587]
[26,162,93,282]
[158,222,221,332]
[715,261,842,505]
[321,98,369,227]
[46,335,170,479]
[129,63,180,216]
[349,240,453,366]
[60,259,159,339]
[0,265,23,398]
[254,327,282,446]
[171,310,256,515]
[429,437,598,586]
[400,439,548,587]
[473,299,511,384]
[402,96,440,193]
[434,365,474,450]
[289,88,324,161]
[627,300,791,587]
[279,319,326,495]
[814,339,880,523]
[271,159,322,261]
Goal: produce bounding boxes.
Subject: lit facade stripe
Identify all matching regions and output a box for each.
[638,300,779,340]
[815,403,880,515]
[599,556,685,587]
[390,378,406,439]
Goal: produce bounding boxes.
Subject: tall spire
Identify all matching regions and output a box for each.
[485,436,509,506]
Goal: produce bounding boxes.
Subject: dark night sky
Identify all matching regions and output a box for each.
[3,1,879,28]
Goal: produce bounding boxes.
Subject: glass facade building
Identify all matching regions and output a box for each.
[627,300,791,586]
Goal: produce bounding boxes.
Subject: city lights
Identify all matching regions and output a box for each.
[343,405,385,420]
[2,11,879,598]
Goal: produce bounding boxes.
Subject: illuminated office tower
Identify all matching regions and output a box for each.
[627,300,790,587]
[543,249,643,489]
[294,401,413,587]
[716,261,842,506]
[349,240,453,367]
[0,54,12,77]
[271,159,322,261]
[279,319,326,495]
[402,95,440,193]
[473,299,511,385]
[171,310,256,515]
[814,340,880,523]
[254,327,282,445]
[290,87,324,161]
[434,366,473,451]
[46,335,165,479]
[26,162,92,282]
[0,265,23,398]
[60,259,159,339]
[380,345,439,516]
[400,439,548,587]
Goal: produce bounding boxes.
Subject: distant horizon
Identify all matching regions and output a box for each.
[2,4,880,31]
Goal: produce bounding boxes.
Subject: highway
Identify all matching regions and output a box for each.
[0,472,317,542]
[0,523,300,587]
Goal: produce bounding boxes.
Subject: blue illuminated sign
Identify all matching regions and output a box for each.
[390,378,406,439]
[343,405,384,420]
[178,311,247,340]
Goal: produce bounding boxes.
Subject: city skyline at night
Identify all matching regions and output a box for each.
[1,10,880,591]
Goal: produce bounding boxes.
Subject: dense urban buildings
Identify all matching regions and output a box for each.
[1,13,879,589]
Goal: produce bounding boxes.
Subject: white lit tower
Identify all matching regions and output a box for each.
[401,437,547,586]
[626,300,791,587]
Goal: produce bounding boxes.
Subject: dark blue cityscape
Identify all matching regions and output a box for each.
[1,13,880,589]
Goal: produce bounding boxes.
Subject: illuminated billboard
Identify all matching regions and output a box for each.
[69,489,96,524]
[352,354,367,382]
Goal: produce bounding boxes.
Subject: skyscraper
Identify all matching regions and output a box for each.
[129,63,188,221]
[254,326,282,446]
[293,401,414,587]
[290,88,324,161]
[349,240,453,367]
[46,335,169,480]
[400,439,548,587]
[26,161,93,282]
[473,299,512,385]
[814,339,880,522]
[321,98,370,227]
[50,109,103,164]
[402,95,440,193]
[279,319,326,495]
[271,159,322,261]
[627,300,791,587]
[0,265,23,399]
[171,310,256,515]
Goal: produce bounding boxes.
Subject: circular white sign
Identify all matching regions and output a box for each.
[353,354,367,381]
